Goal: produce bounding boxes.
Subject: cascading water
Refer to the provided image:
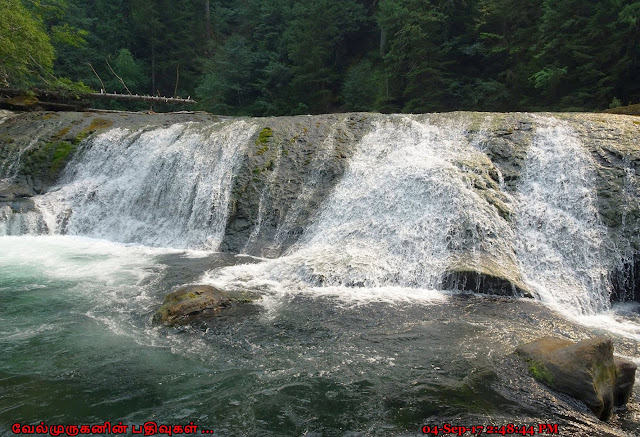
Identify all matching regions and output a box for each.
[205,115,519,304]
[513,116,612,315]
[203,114,634,320]
[15,121,257,248]
[1,113,633,313]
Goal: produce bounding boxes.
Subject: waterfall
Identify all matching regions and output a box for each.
[9,120,257,249]
[2,112,637,315]
[205,114,518,300]
[278,115,511,288]
[513,116,611,314]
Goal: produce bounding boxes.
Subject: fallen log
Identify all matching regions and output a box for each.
[89,93,196,104]
[1,87,197,111]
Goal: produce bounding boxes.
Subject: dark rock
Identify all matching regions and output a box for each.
[152,284,260,326]
[442,268,533,298]
[442,257,533,298]
[610,253,640,303]
[613,356,637,407]
[516,336,635,421]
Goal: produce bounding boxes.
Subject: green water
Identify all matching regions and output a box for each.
[1,236,639,436]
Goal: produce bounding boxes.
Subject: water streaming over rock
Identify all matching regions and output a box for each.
[10,121,257,248]
[262,115,516,290]
[2,112,639,316]
[513,116,612,314]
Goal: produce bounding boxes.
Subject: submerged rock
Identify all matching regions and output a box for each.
[516,336,637,421]
[153,284,260,326]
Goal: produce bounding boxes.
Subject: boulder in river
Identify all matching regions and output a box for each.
[516,336,637,421]
[153,284,260,326]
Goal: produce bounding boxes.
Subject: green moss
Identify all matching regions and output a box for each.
[73,131,90,144]
[593,361,616,388]
[528,360,554,386]
[85,118,113,131]
[20,140,78,177]
[50,141,75,173]
[255,127,273,147]
[255,127,273,155]
[73,118,114,144]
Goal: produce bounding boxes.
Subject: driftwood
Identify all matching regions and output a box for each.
[89,92,196,104]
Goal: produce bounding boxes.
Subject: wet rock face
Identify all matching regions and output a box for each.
[441,257,533,298]
[516,336,637,421]
[220,113,372,256]
[153,284,260,326]
[610,253,640,303]
[613,356,637,407]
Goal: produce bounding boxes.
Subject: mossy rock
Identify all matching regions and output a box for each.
[515,336,635,421]
[153,284,261,326]
[73,118,114,144]
[526,359,555,385]
[255,127,273,155]
[20,140,78,182]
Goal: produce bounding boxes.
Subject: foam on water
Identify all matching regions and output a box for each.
[570,302,640,341]
[0,235,167,282]
[0,235,224,359]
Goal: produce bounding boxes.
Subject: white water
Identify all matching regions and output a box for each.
[12,121,257,249]
[514,116,612,314]
[202,115,513,308]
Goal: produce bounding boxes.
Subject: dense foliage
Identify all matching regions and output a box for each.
[2,0,640,114]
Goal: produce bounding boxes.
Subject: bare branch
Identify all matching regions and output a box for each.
[87,62,106,92]
[105,58,132,95]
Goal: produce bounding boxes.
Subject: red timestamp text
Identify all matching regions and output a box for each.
[422,423,560,436]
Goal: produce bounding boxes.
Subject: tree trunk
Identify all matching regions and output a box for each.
[151,44,156,95]
[90,93,196,104]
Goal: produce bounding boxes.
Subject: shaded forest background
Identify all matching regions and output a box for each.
[2,0,640,115]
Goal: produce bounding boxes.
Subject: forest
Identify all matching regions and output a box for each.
[1,0,640,115]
